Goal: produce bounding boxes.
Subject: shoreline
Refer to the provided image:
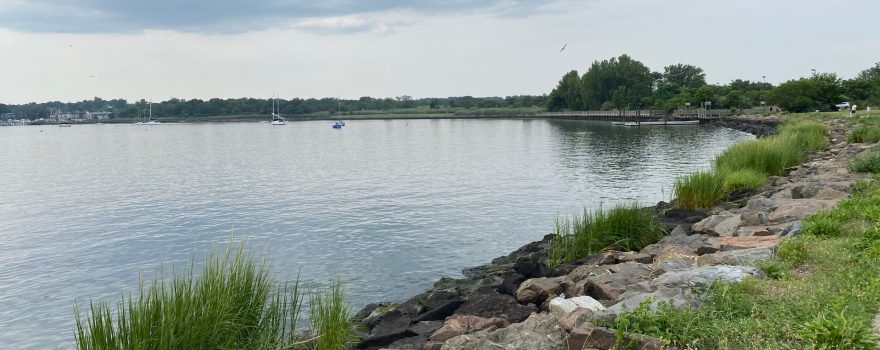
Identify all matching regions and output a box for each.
[350,115,871,350]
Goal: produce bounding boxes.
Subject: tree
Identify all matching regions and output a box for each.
[662,64,707,89]
[546,70,586,111]
[581,55,654,110]
[857,62,880,81]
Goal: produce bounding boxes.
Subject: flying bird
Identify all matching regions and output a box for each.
[559,44,567,53]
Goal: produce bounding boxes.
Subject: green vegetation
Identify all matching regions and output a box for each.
[674,119,827,210]
[74,241,353,350]
[849,147,880,174]
[673,171,727,210]
[546,55,880,113]
[309,281,353,350]
[547,203,666,266]
[848,126,880,143]
[605,178,880,349]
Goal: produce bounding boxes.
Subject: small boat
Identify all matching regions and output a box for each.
[665,120,700,125]
[270,96,287,125]
[624,122,640,127]
[58,123,72,127]
[332,121,344,129]
[611,121,626,126]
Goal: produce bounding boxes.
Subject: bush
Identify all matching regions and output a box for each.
[848,149,880,174]
[848,126,880,143]
[547,204,666,266]
[310,280,354,350]
[673,171,727,210]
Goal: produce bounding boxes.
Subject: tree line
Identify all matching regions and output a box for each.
[547,54,880,113]
[0,95,547,120]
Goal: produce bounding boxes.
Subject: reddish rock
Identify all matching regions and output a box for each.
[428,315,508,342]
[720,235,781,251]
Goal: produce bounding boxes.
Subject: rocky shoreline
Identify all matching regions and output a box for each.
[350,116,872,350]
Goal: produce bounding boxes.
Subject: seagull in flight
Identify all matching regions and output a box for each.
[559,44,567,53]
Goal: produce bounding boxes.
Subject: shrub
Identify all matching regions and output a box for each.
[547,204,665,266]
[755,260,790,280]
[848,148,880,174]
[798,310,880,350]
[673,171,727,210]
[848,126,880,143]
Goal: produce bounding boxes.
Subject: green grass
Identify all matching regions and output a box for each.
[848,126,880,144]
[74,241,353,350]
[674,119,827,210]
[606,178,880,349]
[849,147,880,174]
[673,171,728,210]
[547,203,666,266]
[309,280,354,350]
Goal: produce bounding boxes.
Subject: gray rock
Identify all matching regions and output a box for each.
[514,277,565,305]
[692,212,742,237]
[650,265,765,291]
[745,197,777,212]
[441,313,565,350]
[547,296,605,319]
[566,322,666,350]
[566,262,654,301]
[454,291,537,324]
[782,221,801,237]
[696,247,774,266]
[791,182,824,199]
[741,211,768,226]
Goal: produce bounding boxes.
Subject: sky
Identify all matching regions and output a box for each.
[1,0,878,104]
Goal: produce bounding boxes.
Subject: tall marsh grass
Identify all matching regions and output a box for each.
[547,204,666,266]
[309,281,353,350]
[848,126,880,144]
[674,119,827,210]
[74,241,351,350]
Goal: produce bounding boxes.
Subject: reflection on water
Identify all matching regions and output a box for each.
[0,119,752,349]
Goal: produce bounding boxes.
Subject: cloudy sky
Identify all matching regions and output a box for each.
[1,0,877,104]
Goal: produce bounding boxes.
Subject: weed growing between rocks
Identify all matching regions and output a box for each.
[848,125,880,143]
[848,147,880,174]
[606,179,880,349]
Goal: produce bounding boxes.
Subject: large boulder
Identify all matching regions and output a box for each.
[360,309,415,348]
[655,233,721,255]
[720,236,781,251]
[566,262,654,300]
[791,182,824,199]
[547,296,605,319]
[745,197,777,212]
[650,265,765,291]
[566,323,666,350]
[453,291,537,324]
[429,315,509,342]
[514,277,565,305]
[692,212,742,237]
[768,199,838,223]
[696,247,775,266]
[441,313,565,350]
[557,307,595,331]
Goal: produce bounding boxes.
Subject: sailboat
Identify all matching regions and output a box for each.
[331,98,344,129]
[135,101,161,125]
[270,96,287,125]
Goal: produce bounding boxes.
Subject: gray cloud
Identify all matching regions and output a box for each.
[0,0,554,33]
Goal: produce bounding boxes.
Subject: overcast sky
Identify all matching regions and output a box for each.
[1,0,878,104]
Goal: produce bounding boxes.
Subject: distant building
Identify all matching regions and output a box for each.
[86,111,111,120]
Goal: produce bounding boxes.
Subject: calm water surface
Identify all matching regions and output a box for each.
[0,119,753,349]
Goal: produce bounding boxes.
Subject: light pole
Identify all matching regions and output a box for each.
[761,101,766,113]
[762,75,766,85]
[811,68,817,76]
[685,102,691,118]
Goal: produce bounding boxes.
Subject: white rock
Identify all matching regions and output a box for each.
[548,296,605,319]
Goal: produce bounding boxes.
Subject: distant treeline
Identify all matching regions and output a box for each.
[547,54,880,113]
[0,95,547,120]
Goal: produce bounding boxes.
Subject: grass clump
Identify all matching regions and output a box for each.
[801,211,844,238]
[74,241,353,350]
[673,171,727,210]
[848,126,880,143]
[719,168,767,191]
[848,147,880,174]
[547,203,666,266]
[309,280,354,350]
[607,178,880,349]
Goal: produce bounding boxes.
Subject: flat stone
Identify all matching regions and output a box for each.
[548,296,605,319]
[768,199,838,223]
[692,212,742,237]
[696,247,774,266]
[745,197,777,212]
[441,313,566,350]
[514,277,565,305]
[650,265,765,291]
[814,187,848,200]
[429,315,508,342]
[566,323,665,350]
[566,262,653,300]
[791,182,824,199]
[741,211,768,226]
[619,252,653,264]
[558,307,595,331]
[454,291,537,324]
[720,236,781,251]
